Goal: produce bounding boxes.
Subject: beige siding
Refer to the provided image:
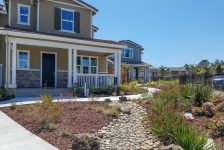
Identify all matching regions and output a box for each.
[39,0,92,38]
[17,45,68,70]
[10,0,37,30]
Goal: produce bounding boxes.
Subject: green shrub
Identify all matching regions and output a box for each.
[194,85,212,107]
[10,103,17,110]
[171,124,207,150]
[147,81,159,87]
[48,122,57,131]
[73,86,82,97]
[180,84,194,99]
[0,88,4,100]
[120,81,148,95]
[29,95,61,125]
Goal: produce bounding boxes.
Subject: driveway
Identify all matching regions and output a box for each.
[0,111,58,150]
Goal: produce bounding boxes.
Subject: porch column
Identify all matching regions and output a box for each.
[67,48,73,88]
[117,51,122,85]
[11,42,17,88]
[114,52,121,85]
[73,48,77,84]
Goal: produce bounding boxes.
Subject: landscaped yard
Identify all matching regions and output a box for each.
[138,80,224,150]
[0,97,119,150]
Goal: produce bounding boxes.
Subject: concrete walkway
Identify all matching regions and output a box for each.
[0,111,58,150]
[0,88,159,108]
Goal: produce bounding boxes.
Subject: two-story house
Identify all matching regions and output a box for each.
[119,40,151,83]
[0,0,125,96]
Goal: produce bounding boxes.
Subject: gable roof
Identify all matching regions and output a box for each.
[73,0,98,14]
[119,40,144,51]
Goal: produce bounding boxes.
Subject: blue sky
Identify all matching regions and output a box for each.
[1,0,224,67]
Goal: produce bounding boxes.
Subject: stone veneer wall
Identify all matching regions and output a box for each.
[17,70,41,88]
[57,72,68,88]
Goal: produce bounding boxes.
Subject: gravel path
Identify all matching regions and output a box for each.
[97,102,162,150]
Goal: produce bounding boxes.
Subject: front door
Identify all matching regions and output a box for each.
[42,53,55,87]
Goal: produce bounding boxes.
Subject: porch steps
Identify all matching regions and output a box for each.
[15,88,70,97]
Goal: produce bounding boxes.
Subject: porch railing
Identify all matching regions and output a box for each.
[77,74,115,88]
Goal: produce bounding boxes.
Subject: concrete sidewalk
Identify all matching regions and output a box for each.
[0,88,159,108]
[0,111,58,150]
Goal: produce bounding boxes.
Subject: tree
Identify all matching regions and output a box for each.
[159,66,169,79]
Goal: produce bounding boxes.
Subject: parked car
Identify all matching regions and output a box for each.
[212,75,224,89]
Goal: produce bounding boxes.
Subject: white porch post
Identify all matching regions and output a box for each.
[114,52,121,85]
[73,48,77,84]
[117,51,121,85]
[11,42,17,88]
[67,48,72,88]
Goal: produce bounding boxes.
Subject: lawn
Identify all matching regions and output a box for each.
[0,98,117,150]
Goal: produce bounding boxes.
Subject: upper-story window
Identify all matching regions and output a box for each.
[122,48,133,58]
[61,9,74,32]
[18,4,30,25]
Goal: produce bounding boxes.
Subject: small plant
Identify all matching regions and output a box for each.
[88,94,98,103]
[213,121,224,137]
[193,85,212,107]
[180,84,194,99]
[171,124,208,150]
[104,98,112,107]
[10,103,17,110]
[48,122,57,131]
[73,86,82,97]
[60,129,71,137]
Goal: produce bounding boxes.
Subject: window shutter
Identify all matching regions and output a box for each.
[54,8,61,30]
[74,12,80,33]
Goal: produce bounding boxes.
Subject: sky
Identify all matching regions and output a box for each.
[1,0,224,67]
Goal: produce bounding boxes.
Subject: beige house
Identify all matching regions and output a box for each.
[0,0,125,96]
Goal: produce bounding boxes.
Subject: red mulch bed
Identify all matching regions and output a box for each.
[0,102,114,150]
[137,101,224,149]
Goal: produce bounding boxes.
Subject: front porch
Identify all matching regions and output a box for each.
[4,36,123,94]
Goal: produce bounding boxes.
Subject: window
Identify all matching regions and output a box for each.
[61,9,74,32]
[17,51,29,69]
[122,48,133,58]
[76,56,98,74]
[18,4,30,25]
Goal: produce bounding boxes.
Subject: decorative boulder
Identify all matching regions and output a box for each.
[72,134,99,150]
[121,107,131,114]
[119,96,128,103]
[162,144,183,150]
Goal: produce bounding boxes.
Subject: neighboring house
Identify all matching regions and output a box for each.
[149,66,159,81]
[119,40,151,83]
[169,67,186,78]
[0,0,125,95]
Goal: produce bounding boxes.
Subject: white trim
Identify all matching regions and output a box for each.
[72,0,97,13]
[40,51,57,88]
[46,0,97,13]
[58,70,68,73]
[8,0,11,26]
[122,48,133,59]
[0,31,126,49]
[77,55,98,74]
[73,49,77,83]
[11,42,17,87]
[37,0,40,31]
[8,37,123,54]
[17,50,30,70]
[17,4,31,26]
[60,8,75,33]
[17,69,40,71]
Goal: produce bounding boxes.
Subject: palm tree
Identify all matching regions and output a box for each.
[159,66,168,79]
